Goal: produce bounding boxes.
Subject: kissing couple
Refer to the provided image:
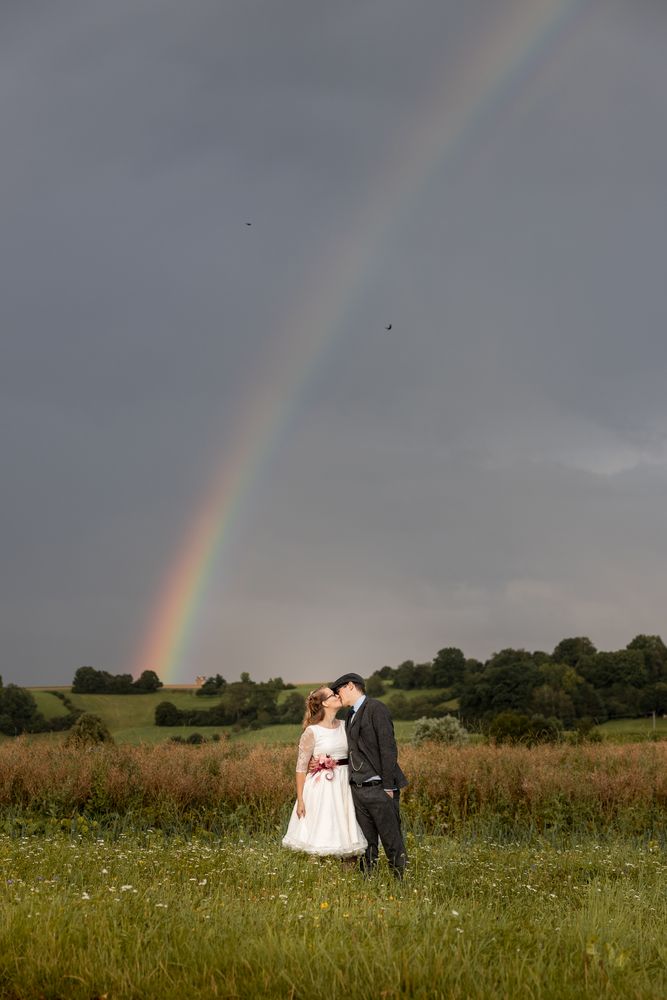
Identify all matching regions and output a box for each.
[282,672,408,878]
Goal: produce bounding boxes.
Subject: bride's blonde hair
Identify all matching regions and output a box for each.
[302,687,331,729]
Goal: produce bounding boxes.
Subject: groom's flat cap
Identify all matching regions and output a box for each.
[330,672,365,693]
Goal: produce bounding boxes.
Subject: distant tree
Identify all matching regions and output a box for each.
[266,677,286,691]
[578,650,646,690]
[432,647,466,688]
[155,677,281,730]
[485,648,536,672]
[537,662,582,693]
[0,684,44,735]
[366,673,385,697]
[488,710,534,744]
[552,637,597,668]
[461,659,484,702]
[602,682,642,719]
[638,683,667,715]
[405,694,450,720]
[378,665,394,680]
[530,684,575,726]
[108,673,134,694]
[385,693,410,720]
[196,674,227,696]
[65,713,114,747]
[393,661,417,690]
[459,650,541,721]
[571,681,606,723]
[155,701,182,726]
[70,666,130,694]
[414,662,434,688]
[488,711,561,746]
[279,692,305,724]
[627,635,667,684]
[133,670,163,693]
[72,666,102,693]
[384,692,447,721]
[529,661,583,726]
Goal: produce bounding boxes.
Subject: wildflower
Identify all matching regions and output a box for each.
[320,901,329,910]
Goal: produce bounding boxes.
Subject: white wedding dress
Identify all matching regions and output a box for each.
[282,721,367,857]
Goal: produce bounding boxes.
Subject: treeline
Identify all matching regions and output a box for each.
[156,674,301,730]
[155,634,667,734]
[71,667,163,694]
[370,634,667,728]
[0,679,81,736]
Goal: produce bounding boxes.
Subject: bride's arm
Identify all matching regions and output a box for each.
[295,727,315,818]
[295,772,307,818]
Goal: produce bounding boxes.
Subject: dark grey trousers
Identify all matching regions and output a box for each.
[351,785,407,877]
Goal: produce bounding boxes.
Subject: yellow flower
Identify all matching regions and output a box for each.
[320,901,329,910]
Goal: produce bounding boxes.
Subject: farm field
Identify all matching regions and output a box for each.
[0,831,665,1000]
[596,716,667,739]
[16,687,667,747]
[19,688,422,745]
[29,690,71,720]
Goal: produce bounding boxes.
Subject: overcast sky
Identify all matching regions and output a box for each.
[2,0,667,686]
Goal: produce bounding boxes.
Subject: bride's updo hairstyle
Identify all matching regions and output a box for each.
[302,687,331,729]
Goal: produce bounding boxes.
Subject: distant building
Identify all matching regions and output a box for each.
[195,675,206,688]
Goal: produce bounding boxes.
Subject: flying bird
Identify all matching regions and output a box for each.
[245,222,252,226]
[385,323,392,331]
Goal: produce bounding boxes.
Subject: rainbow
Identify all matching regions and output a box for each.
[131,0,589,683]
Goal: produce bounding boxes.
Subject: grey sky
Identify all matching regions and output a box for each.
[2,0,667,685]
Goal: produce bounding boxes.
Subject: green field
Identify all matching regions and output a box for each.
[2,716,666,997]
[29,690,71,720]
[0,831,665,999]
[596,716,667,739]
[18,688,419,745]
[17,687,667,748]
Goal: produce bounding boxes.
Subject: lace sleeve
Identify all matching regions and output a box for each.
[295,727,315,773]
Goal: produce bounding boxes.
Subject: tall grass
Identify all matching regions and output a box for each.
[0,832,665,999]
[1,739,666,839]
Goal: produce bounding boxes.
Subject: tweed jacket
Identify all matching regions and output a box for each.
[345,696,408,789]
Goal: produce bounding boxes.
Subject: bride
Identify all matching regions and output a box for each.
[282,686,367,858]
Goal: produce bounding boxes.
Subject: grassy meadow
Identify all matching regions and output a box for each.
[16,687,423,745]
[21,685,666,748]
[1,831,665,1000]
[596,716,667,740]
[2,690,665,998]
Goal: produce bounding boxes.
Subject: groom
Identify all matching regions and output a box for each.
[330,672,408,878]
